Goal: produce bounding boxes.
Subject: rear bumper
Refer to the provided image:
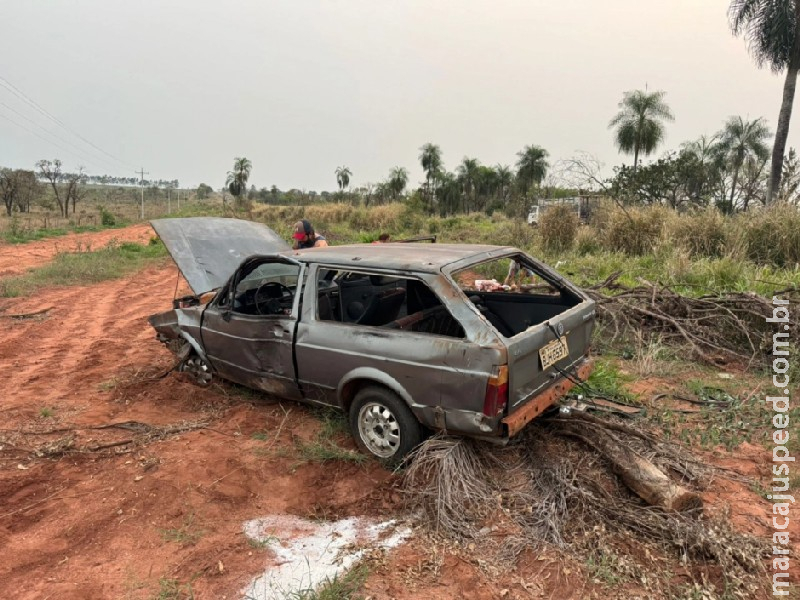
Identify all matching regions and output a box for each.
[502,357,593,437]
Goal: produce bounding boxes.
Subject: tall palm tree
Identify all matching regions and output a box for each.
[419,143,443,199]
[495,165,514,201]
[609,90,674,172]
[515,145,549,196]
[717,116,772,211]
[680,134,724,202]
[226,157,252,198]
[456,157,481,213]
[335,166,352,192]
[388,167,408,200]
[730,0,800,203]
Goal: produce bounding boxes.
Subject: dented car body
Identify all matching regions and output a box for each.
[149,217,595,462]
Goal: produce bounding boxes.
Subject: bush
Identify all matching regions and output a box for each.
[667,207,728,258]
[739,203,800,268]
[575,226,602,255]
[604,205,669,255]
[538,204,579,253]
[99,205,116,227]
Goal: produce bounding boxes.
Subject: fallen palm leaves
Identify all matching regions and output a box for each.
[402,412,768,597]
[585,273,798,367]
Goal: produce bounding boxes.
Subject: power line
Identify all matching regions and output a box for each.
[0,112,112,175]
[0,101,121,173]
[0,74,135,170]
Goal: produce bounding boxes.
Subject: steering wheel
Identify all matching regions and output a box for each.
[254,282,293,315]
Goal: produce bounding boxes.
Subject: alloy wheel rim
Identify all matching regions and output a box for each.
[357,402,400,458]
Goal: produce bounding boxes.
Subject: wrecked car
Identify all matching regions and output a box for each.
[149,217,596,463]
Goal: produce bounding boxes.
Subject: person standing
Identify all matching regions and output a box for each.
[292,219,328,249]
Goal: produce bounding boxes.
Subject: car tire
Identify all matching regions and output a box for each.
[179,355,213,386]
[349,386,423,466]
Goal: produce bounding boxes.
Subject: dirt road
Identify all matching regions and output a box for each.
[0,224,794,599]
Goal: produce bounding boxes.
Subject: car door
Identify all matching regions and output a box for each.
[200,256,304,400]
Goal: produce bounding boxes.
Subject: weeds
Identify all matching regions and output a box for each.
[286,565,369,600]
[158,513,204,546]
[152,577,194,600]
[295,439,366,465]
[0,239,168,297]
[39,407,54,418]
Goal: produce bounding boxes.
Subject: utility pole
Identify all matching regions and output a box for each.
[136,167,149,220]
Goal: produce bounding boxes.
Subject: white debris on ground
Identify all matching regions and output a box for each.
[240,515,411,600]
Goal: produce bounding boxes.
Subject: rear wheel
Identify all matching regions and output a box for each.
[349,386,423,465]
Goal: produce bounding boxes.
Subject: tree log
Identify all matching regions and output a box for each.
[558,420,702,513]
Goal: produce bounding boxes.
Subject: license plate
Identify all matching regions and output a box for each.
[539,336,569,369]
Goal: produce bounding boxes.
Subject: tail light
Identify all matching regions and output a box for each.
[483,365,509,417]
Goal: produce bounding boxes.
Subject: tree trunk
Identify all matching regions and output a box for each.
[560,418,702,513]
[633,144,640,174]
[729,163,741,214]
[767,6,800,203]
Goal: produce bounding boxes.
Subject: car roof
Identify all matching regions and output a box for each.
[289,243,517,273]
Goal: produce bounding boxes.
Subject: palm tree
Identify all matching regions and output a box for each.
[388,167,408,200]
[456,157,481,213]
[609,90,674,172]
[335,166,352,192]
[716,116,772,212]
[495,165,514,201]
[419,143,443,199]
[730,0,800,203]
[226,157,252,198]
[515,145,549,196]
[680,134,724,203]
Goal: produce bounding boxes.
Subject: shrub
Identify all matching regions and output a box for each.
[666,207,728,258]
[538,204,579,253]
[739,202,800,268]
[575,226,602,255]
[604,205,669,255]
[99,205,116,227]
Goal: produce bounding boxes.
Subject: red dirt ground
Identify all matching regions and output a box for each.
[0,224,796,599]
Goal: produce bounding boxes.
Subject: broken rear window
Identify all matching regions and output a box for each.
[452,255,581,338]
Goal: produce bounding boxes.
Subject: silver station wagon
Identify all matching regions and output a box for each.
[149,217,596,463]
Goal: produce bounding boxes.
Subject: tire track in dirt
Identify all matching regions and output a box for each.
[0,263,179,419]
[0,223,154,278]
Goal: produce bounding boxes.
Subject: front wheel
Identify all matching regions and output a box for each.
[179,355,212,386]
[349,386,423,466]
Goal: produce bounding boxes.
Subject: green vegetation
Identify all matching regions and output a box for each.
[39,407,54,418]
[295,439,367,465]
[152,577,194,600]
[158,513,205,546]
[286,565,369,600]
[582,360,637,405]
[0,239,167,297]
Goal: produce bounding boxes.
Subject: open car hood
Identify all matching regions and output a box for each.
[150,217,291,295]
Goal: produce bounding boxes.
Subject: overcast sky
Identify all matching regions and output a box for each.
[0,0,794,191]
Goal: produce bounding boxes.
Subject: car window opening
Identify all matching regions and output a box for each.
[230,261,300,316]
[452,255,581,338]
[316,269,465,339]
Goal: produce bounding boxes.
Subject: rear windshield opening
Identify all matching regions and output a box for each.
[452,255,581,337]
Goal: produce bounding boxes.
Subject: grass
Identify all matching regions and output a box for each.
[580,359,638,405]
[152,577,194,600]
[295,439,367,465]
[286,565,369,600]
[0,238,168,297]
[39,407,54,418]
[158,513,204,546]
[585,550,625,587]
[251,431,269,442]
